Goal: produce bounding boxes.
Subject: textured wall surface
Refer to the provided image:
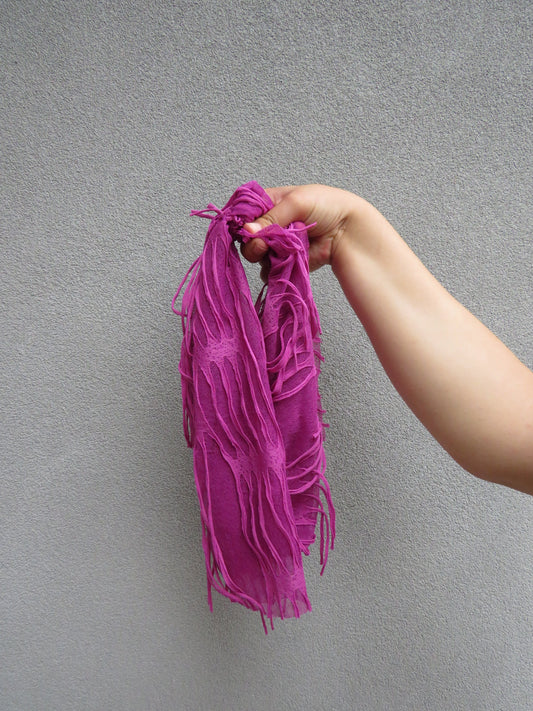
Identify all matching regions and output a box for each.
[2,1,532,709]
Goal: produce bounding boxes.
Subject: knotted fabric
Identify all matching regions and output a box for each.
[172,181,335,632]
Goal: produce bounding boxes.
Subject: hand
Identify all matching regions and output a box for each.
[241,184,360,274]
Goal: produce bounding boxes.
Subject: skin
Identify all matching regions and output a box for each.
[242,184,533,496]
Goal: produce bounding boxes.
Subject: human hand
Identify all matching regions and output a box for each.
[241,184,361,275]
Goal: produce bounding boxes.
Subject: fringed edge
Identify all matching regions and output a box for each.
[256,231,336,575]
[312,323,336,574]
[194,423,313,633]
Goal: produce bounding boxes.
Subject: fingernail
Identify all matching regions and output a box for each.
[243,221,261,234]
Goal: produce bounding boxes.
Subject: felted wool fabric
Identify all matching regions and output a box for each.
[172,181,335,631]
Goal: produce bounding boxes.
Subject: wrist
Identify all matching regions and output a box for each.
[330,195,375,274]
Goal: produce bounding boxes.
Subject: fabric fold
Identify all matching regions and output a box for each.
[172,181,335,632]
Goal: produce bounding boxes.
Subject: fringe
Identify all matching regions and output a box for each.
[172,182,335,632]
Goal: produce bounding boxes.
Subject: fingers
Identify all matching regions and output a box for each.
[241,185,313,263]
[241,236,268,263]
[263,185,296,206]
[243,186,309,234]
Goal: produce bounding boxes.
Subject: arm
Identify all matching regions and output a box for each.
[243,185,533,494]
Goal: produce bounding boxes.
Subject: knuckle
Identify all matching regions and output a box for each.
[287,189,311,220]
[259,213,275,227]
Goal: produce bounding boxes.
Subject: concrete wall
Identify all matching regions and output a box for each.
[2,1,532,709]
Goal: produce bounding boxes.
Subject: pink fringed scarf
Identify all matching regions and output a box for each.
[172,181,335,632]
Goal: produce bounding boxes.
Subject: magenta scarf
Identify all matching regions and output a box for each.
[172,181,335,631]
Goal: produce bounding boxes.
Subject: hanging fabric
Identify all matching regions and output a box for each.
[172,181,335,632]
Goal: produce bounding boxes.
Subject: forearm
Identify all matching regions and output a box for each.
[333,199,533,493]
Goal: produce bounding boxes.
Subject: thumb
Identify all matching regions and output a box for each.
[243,198,295,235]
[242,213,276,239]
[241,207,282,263]
[241,187,306,262]
[243,185,306,234]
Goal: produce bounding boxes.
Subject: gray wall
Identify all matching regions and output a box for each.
[2,1,532,709]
